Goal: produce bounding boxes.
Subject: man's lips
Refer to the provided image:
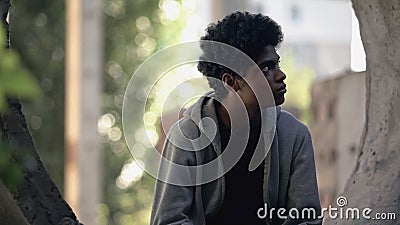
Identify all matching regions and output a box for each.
[275,84,287,95]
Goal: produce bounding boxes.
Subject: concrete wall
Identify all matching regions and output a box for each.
[336,72,365,192]
[310,71,365,208]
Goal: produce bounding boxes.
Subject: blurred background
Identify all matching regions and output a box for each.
[7,0,366,224]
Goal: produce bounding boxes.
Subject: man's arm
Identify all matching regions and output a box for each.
[283,127,322,225]
[150,127,197,225]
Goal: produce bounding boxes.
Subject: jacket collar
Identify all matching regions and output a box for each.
[183,91,282,155]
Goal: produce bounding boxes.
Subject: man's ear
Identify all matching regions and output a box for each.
[221,73,240,91]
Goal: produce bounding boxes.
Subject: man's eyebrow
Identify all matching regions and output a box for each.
[258,58,279,68]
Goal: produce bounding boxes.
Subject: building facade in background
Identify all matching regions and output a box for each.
[309,71,365,209]
[207,0,353,79]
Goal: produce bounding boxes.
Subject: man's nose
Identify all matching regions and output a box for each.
[275,69,286,82]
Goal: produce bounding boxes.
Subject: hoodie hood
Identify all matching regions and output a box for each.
[183,92,214,126]
[183,91,282,126]
[182,91,281,159]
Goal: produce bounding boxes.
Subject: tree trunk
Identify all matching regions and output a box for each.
[0,180,30,225]
[326,1,399,224]
[65,1,103,223]
[0,0,82,224]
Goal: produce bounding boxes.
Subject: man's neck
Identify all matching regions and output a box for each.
[215,101,230,128]
[216,100,261,135]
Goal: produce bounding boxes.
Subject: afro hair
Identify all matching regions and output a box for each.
[197,11,283,97]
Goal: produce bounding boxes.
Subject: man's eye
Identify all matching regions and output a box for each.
[261,66,269,72]
[261,61,280,72]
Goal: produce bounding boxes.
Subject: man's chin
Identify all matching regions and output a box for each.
[275,96,285,106]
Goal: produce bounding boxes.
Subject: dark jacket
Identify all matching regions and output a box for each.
[151,92,322,225]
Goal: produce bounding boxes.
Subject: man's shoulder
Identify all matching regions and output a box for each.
[168,117,201,141]
[276,110,313,159]
[277,110,309,136]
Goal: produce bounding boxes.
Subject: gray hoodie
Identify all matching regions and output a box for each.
[151,92,322,225]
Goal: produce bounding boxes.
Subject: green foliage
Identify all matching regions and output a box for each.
[103,1,189,224]
[0,26,41,111]
[10,0,67,189]
[0,23,40,194]
[0,139,24,194]
[280,51,315,124]
[10,0,190,224]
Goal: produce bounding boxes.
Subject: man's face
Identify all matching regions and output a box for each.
[236,45,287,111]
[256,45,287,106]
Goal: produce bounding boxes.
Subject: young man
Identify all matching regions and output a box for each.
[151,12,322,225]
